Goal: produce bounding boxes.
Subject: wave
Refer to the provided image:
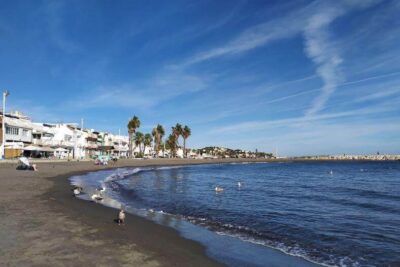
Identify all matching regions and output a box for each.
[155,165,186,170]
[140,209,353,267]
[104,167,143,183]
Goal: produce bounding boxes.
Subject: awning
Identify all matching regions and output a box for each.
[5,142,24,149]
[23,145,42,151]
[24,145,54,152]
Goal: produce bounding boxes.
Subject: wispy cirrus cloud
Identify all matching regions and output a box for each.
[179,0,382,117]
[209,100,399,134]
[303,5,345,116]
[302,0,382,115]
[181,3,313,66]
[72,68,207,110]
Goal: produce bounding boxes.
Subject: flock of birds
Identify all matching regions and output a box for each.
[214,181,242,193]
[73,185,126,225]
[74,169,341,198]
[73,180,242,199]
[214,170,339,192]
[73,185,105,201]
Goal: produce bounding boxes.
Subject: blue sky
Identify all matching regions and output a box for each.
[1,0,399,155]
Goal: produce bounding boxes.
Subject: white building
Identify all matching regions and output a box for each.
[32,123,89,159]
[0,111,33,158]
[1,110,131,160]
[112,134,129,158]
[3,112,33,144]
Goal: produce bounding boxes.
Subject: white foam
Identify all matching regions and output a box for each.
[156,165,185,170]
[104,168,143,183]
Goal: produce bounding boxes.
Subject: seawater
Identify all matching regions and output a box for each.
[70,161,400,267]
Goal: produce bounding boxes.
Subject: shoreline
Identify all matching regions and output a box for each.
[0,158,322,266]
[0,158,268,266]
[46,168,224,266]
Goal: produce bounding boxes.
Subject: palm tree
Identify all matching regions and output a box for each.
[134,131,144,156]
[152,124,165,157]
[172,123,183,142]
[182,125,191,158]
[171,123,183,157]
[166,134,177,158]
[144,133,153,156]
[127,116,140,158]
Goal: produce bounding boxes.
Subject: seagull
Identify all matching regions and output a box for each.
[72,186,82,196]
[118,209,126,225]
[96,186,106,193]
[91,193,103,201]
[237,182,242,187]
[73,188,81,196]
[215,186,224,192]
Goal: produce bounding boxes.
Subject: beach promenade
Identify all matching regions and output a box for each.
[0,158,272,267]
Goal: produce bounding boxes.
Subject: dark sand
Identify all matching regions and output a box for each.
[0,158,318,266]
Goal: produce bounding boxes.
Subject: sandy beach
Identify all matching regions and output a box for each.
[0,158,280,266]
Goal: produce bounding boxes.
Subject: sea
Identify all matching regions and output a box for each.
[70,161,400,267]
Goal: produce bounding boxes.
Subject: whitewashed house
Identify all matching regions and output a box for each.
[0,111,33,158]
[112,134,129,158]
[3,112,33,145]
[33,123,84,159]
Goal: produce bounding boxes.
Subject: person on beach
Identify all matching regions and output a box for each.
[118,209,126,225]
[16,157,37,171]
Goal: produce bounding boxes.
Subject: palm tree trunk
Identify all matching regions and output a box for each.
[156,135,160,158]
[154,139,157,158]
[183,138,186,158]
[128,133,132,158]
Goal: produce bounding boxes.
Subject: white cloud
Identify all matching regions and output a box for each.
[356,87,400,102]
[209,102,399,135]
[182,4,313,66]
[73,68,207,110]
[177,0,383,118]
[303,5,345,116]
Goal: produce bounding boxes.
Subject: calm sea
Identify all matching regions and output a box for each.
[70,161,400,267]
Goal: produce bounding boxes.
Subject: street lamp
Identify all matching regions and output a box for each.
[1,90,10,160]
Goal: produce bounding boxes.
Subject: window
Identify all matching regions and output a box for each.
[22,129,29,137]
[64,135,72,141]
[6,126,19,135]
[43,133,54,138]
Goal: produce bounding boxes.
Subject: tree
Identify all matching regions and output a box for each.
[171,123,183,157]
[166,134,177,158]
[152,124,165,157]
[134,131,144,156]
[172,123,183,144]
[144,133,153,155]
[182,125,191,158]
[127,116,140,158]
